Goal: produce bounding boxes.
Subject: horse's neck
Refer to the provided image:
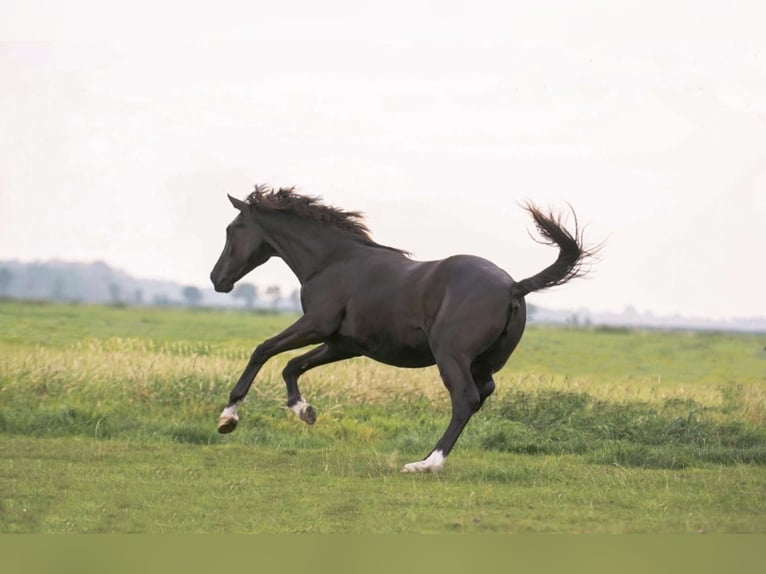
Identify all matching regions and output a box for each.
[262,217,363,284]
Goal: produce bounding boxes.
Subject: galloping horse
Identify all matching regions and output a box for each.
[211,186,594,472]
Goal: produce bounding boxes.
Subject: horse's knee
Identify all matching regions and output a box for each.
[281,361,299,382]
[250,342,271,364]
[283,353,314,382]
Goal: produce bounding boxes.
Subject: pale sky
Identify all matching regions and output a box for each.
[1,1,765,319]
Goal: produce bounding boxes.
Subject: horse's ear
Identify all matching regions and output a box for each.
[228,194,249,212]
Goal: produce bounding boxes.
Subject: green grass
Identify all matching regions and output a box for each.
[3,436,763,533]
[1,300,765,533]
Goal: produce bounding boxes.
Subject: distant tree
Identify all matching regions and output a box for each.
[152,293,171,306]
[288,288,301,311]
[0,268,12,296]
[233,283,258,309]
[265,284,282,309]
[50,277,66,301]
[26,264,48,298]
[182,286,203,307]
[108,282,122,305]
[134,289,144,305]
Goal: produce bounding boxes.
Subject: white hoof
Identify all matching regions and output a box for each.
[401,450,445,473]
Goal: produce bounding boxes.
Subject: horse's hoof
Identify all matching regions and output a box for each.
[218,415,239,434]
[299,405,317,425]
[400,450,445,473]
[289,399,316,425]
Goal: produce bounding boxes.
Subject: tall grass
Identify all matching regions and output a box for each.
[1,301,764,468]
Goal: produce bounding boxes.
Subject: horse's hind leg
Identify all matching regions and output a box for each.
[471,362,496,408]
[401,353,480,473]
[476,377,496,408]
[282,343,358,425]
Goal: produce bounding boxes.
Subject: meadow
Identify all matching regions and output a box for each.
[1,300,764,533]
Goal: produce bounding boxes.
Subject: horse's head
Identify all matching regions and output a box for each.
[210,194,276,293]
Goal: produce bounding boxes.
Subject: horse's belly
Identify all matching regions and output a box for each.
[332,327,435,368]
[364,345,435,368]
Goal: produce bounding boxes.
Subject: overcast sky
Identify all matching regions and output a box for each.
[1,1,765,319]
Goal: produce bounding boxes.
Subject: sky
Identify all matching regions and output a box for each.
[1,1,765,320]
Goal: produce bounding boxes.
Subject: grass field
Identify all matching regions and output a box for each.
[1,300,765,533]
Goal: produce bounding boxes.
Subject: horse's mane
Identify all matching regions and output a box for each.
[245,185,408,254]
[246,185,370,238]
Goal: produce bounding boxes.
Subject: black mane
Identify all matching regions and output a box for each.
[245,185,407,254]
[246,185,370,238]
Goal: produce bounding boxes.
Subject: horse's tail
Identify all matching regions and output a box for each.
[510,202,596,300]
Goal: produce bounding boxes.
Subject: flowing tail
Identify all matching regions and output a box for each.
[510,202,596,300]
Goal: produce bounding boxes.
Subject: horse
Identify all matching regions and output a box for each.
[210,185,594,472]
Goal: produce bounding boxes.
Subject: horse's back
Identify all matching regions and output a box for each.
[432,254,513,287]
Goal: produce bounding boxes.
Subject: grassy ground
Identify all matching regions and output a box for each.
[1,300,765,533]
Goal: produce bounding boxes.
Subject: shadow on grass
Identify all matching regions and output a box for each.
[478,390,766,468]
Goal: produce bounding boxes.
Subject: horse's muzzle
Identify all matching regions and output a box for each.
[210,272,234,293]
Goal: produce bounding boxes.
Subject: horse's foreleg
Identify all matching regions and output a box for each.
[217,358,262,434]
[218,316,327,434]
[282,343,359,425]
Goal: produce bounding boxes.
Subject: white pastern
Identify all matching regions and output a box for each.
[220,403,240,422]
[401,450,445,473]
[289,399,310,418]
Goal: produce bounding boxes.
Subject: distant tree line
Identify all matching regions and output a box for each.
[0,261,300,312]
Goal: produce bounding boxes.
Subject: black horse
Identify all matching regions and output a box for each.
[211,186,594,472]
